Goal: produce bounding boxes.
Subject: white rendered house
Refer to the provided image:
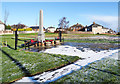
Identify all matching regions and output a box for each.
[0,21,5,31]
[85,22,110,34]
[47,26,56,33]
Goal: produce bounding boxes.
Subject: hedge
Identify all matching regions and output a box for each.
[11,28,32,31]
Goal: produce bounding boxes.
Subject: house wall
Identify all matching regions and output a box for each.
[71,27,82,31]
[92,26,110,34]
[67,31,93,34]
[92,26,103,34]
[47,28,56,32]
[33,29,39,31]
[85,28,87,32]
[0,24,5,31]
[102,29,109,33]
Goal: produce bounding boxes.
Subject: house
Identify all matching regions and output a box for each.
[30,26,39,31]
[11,24,26,29]
[23,26,29,29]
[69,23,84,31]
[47,26,56,33]
[108,29,116,34]
[54,28,66,33]
[0,20,5,31]
[84,22,110,34]
[102,27,110,33]
[29,26,45,32]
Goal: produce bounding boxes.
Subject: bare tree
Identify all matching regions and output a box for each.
[4,9,9,30]
[58,17,69,29]
[3,9,9,45]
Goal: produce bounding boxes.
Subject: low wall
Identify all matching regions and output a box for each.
[67,31,93,34]
[17,31,39,34]
[0,31,39,35]
[0,30,13,35]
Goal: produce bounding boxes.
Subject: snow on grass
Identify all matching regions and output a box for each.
[2,46,79,83]
[16,45,119,83]
[57,57,120,82]
[43,45,119,60]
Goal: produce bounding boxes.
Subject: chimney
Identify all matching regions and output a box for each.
[93,22,95,24]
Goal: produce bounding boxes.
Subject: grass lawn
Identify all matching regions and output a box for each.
[56,57,120,83]
[2,32,118,38]
[2,32,119,44]
[0,33,119,83]
[0,35,79,83]
[64,39,120,43]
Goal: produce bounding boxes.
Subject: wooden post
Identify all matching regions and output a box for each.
[42,42,44,47]
[28,42,30,50]
[59,30,62,42]
[34,42,36,47]
[51,41,54,45]
[15,30,18,50]
[6,41,7,47]
[25,41,26,50]
[39,42,41,46]
[37,42,39,46]
[35,43,37,47]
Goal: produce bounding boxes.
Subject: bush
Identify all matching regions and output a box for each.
[11,28,32,31]
[5,25,11,29]
[117,32,120,35]
[24,28,32,31]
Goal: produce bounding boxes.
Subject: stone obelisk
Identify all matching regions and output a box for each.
[38,9,45,42]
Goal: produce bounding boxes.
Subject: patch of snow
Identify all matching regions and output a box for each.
[15,77,40,82]
[15,45,119,83]
[23,63,30,67]
[43,45,119,59]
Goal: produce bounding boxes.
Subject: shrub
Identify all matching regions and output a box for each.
[11,28,32,31]
[117,32,120,35]
[5,25,11,29]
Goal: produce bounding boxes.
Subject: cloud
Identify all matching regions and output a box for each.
[86,15,118,31]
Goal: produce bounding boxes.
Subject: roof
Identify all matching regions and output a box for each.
[89,23,101,27]
[0,20,4,24]
[109,29,114,32]
[30,26,45,29]
[70,23,84,27]
[87,22,108,29]
[102,27,109,29]
[47,26,55,29]
[30,26,39,29]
